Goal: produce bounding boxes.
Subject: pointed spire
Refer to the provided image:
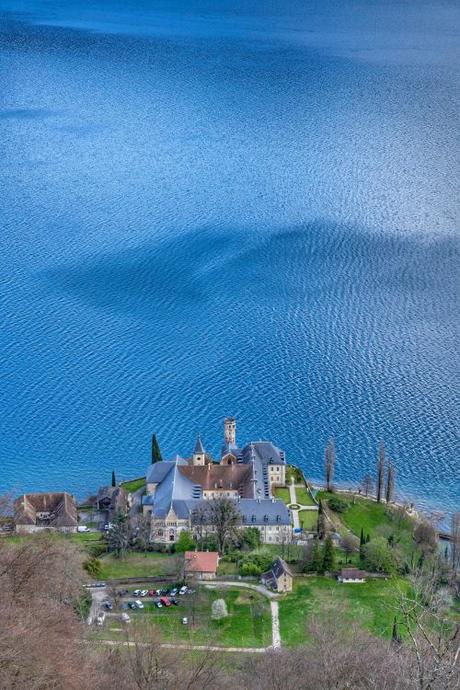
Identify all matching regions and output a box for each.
[194,434,205,455]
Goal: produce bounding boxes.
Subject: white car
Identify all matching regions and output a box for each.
[77,525,90,532]
[133,589,142,596]
[140,590,148,597]
[121,613,131,623]
[179,586,188,595]
[135,600,144,609]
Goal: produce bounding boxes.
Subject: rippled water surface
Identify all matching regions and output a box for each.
[1,0,459,512]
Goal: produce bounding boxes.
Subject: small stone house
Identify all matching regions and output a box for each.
[337,568,366,583]
[96,485,128,520]
[261,557,293,592]
[14,492,78,534]
[184,551,219,580]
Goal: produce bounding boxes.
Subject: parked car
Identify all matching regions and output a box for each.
[120,613,131,623]
[140,590,148,597]
[148,590,156,597]
[128,602,136,609]
[155,601,163,608]
[179,586,188,595]
[96,613,105,626]
[170,598,179,606]
[170,588,178,596]
[133,589,142,596]
[103,601,113,610]
[135,600,144,609]
[119,589,129,596]
[160,597,171,607]
[77,525,90,532]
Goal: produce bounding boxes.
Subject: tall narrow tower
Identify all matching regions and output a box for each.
[224,417,236,447]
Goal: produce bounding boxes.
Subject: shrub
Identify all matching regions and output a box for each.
[328,496,348,513]
[240,562,262,576]
[83,557,101,578]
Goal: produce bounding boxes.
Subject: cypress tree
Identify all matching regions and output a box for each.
[359,527,366,563]
[151,433,162,464]
[360,527,365,546]
[325,438,336,492]
[111,469,116,487]
[366,533,370,543]
[317,501,326,540]
[322,535,335,573]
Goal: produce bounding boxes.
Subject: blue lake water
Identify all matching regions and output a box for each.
[0,0,459,514]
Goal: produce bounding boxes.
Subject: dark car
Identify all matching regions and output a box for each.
[128,602,136,609]
[170,598,179,606]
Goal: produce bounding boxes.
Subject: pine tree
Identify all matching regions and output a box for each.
[385,460,395,503]
[151,434,162,464]
[376,442,385,503]
[325,438,336,492]
[312,539,322,573]
[359,527,366,563]
[322,535,335,573]
[111,470,116,487]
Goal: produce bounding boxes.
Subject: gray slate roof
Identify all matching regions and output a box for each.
[193,435,206,454]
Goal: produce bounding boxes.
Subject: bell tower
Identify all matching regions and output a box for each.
[192,435,206,465]
[224,417,236,447]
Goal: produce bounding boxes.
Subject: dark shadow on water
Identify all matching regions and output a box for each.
[40,221,459,322]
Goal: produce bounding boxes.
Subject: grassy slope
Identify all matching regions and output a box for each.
[120,477,146,493]
[317,492,415,555]
[279,577,409,646]
[98,552,174,580]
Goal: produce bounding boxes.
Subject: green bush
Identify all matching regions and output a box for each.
[240,562,262,576]
[328,496,348,513]
[83,556,102,578]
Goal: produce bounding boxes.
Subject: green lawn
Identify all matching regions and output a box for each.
[120,477,146,493]
[317,492,416,556]
[65,531,107,556]
[98,552,176,580]
[278,577,409,646]
[295,487,316,506]
[274,487,291,503]
[128,586,272,648]
[298,510,318,531]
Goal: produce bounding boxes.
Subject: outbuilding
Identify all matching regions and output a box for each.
[184,551,219,580]
[337,568,366,583]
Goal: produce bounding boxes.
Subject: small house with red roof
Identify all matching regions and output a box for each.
[184,551,219,580]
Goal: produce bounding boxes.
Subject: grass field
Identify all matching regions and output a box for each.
[119,586,272,648]
[298,510,318,531]
[274,487,291,503]
[98,552,175,580]
[278,577,409,646]
[120,477,146,493]
[295,487,316,506]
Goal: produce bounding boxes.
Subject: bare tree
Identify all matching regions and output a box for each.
[132,513,152,554]
[325,438,336,492]
[451,512,460,572]
[376,441,385,503]
[204,498,242,554]
[361,473,374,497]
[395,568,460,690]
[385,459,395,503]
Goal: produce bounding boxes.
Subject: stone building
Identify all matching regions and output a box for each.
[261,557,293,592]
[142,418,291,545]
[14,492,78,534]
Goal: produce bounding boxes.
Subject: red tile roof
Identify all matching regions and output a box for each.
[184,551,219,574]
